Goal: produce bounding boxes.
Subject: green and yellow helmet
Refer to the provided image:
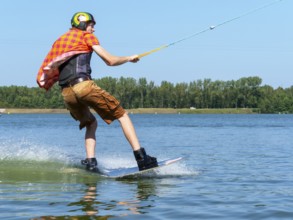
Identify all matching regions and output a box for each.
[71,12,96,30]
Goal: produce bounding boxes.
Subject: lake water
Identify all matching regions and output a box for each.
[0,113,293,219]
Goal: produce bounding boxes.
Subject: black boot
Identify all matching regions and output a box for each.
[133,148,158,171]
[81,158,98,172]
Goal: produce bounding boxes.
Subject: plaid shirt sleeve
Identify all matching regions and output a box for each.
[83,32,100,47]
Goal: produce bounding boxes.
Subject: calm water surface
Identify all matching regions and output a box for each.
[0,113,293,219]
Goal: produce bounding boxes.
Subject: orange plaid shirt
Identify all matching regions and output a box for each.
[37,28,99,90]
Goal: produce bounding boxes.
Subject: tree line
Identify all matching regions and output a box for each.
[0,76,292,113]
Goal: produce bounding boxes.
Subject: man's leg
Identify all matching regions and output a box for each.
[118,112,158,171]
[62,82,99,172]
[81,119,98,172]
[118,113,140,151]
[85,119,98,158]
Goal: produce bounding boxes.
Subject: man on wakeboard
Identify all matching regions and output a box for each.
[37,12,158,172]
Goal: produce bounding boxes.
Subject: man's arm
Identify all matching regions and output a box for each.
[92,45,139,66]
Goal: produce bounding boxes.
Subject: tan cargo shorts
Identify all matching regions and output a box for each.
[61,80,126,129]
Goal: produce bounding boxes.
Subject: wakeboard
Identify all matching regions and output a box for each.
[101,157,184,178]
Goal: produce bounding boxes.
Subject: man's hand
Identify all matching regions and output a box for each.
[128,55,140,63]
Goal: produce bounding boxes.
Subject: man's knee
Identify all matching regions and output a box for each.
[118,112,129,121]
[79,114,97,130]
[86,118,98,130]
[85,119,97,140]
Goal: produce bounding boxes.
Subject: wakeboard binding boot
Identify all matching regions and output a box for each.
[81,158,99,172]
[134,148,158,171]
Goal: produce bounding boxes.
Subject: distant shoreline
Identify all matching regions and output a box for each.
[1,108,258,114]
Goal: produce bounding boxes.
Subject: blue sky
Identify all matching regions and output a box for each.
[1,0,292,88]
